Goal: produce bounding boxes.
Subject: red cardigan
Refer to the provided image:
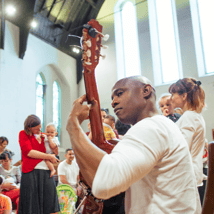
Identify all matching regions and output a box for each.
[19,130,46,173]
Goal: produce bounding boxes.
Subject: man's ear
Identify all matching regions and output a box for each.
[143,84,152,99]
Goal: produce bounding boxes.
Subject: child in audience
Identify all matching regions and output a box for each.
[0,176,12,214]
[37,123,59,177]
[158,93,181,122]
[104,115,119,139]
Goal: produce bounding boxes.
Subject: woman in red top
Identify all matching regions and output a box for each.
[18,115,60,214]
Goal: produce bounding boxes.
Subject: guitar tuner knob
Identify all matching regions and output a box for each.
[85,40,91,47]
[85,61,92,65]
[100,54,106,60]
[95,30,110,41]
[101,45,108,49]
[86,50,91,57]
[103,34,109,41]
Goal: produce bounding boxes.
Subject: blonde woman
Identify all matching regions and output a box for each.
[169,78,206,188]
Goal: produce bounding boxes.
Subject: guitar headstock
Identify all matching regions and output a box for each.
[81,19,108,72]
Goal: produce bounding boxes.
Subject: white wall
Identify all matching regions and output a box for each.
[79,1,214,142]
[0,21,78,162]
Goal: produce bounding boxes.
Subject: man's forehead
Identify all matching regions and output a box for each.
[112,76,152,90]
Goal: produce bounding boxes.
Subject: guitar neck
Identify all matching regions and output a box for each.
[84,69,105,146]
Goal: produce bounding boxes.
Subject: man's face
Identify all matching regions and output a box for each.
[111,79,144,125]
[65,150,74,161]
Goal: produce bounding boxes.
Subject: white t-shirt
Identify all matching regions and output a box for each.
[176,110,206,186]
[58,160,79,186]
[92,115,201,214]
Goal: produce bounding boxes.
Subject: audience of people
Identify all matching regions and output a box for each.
[0,76,211,213]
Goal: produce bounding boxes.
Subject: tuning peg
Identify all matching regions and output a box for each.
[86,50,91,57]
[95,30,110,41]
[100,54,106,60]
[85,40,91,47]
[101,45,108,49]
[103,34,109,41]
[85,61,92,65]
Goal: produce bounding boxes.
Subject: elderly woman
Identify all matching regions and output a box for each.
[18,114,60,214]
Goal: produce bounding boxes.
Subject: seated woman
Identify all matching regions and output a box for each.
[0,175,12,214]
[0,137,14,157]
[0,151,21,211]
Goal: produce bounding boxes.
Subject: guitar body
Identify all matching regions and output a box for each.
[80,19,115,214]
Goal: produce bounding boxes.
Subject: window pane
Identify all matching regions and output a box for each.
[121,1,141,77]
[197,0,214,74]
[53,82,59,128]
[53,81,61,140]
[156,0,179,83]
[36,74,44,131]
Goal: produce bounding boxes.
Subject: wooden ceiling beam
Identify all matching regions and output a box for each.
[0,0,5,50]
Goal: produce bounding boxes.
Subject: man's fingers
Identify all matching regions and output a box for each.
[78,94,87,104]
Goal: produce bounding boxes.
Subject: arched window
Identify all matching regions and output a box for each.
[148,0,182,85]
[114,0,141,79]
[36,73,45,132]
[53,81,61,141]
[190,0,214,76]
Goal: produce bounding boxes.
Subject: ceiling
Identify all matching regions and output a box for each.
[3,0,105,59]
[2,0,190,60]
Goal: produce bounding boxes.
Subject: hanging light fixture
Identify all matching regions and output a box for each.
[5,5,16,16]
[31,20,38,28]
[73,47,80,54]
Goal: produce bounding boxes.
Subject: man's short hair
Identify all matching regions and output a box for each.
[65,148,73,153]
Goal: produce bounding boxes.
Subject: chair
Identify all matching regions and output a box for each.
[202,141,214,214]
